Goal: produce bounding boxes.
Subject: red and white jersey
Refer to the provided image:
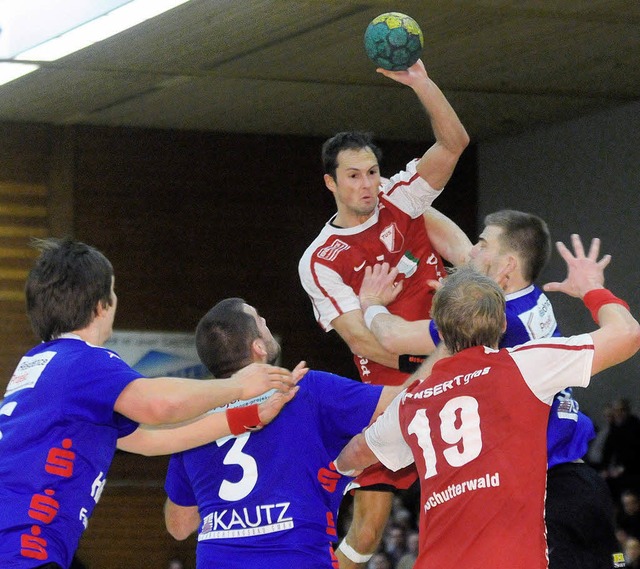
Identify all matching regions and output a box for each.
[365,335,595,569]
[298,159,444,386]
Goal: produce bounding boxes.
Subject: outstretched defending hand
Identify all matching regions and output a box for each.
[258,361,308,426]
[359,262,403,310]
[231,362,300,400]
[543,234,610,298]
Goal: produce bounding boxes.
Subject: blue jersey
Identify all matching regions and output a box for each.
[0,336,140,568]
[165,369,384,569]
[430,284,595,468]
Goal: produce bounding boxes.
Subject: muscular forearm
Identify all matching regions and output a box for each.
[332,310,400,369]
[370,312,435,355]
[590,303,640,375]
[117,410,231,456]
[416,77,469,153]
[413,78,469,188]
[338,325,400,369]
[335,433,379,475]
[116,363,295,425]
[115,377,244,425]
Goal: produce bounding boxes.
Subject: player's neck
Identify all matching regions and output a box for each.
[503,275,531,295]
[332,210,374,229]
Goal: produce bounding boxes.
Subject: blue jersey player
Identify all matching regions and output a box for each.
[164,298,409,569]
[0,239,300,569]
[360,210,623,569]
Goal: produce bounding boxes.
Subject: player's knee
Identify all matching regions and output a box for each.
[337,538,374,565]
[346,521,384,554]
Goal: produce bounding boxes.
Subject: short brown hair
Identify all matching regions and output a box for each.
[484,210,551,282]
[26,238,114,341]
[432,266,505,354]
[195,298,259,378]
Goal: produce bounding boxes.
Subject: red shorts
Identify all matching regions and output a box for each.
[348,460,418,492]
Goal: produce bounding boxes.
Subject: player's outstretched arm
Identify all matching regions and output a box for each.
[359,263,436,355]
[117,365,307,456]
[378,59,470,190]
[334,432,378,477]
[114,363,297,425]
[543,234,640,375]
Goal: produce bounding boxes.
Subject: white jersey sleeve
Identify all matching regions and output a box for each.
[382,159,442,218]
[364,391,414,471]
[507,333,594,404]
[298,249,360,332]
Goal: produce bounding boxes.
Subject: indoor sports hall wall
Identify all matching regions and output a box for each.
[477,100,640,429]
[0,121,476,569]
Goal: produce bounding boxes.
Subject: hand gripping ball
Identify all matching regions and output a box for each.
[363,12,424,71]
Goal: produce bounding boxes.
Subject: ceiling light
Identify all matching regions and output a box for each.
[13,0,191,62]
[0,62,40,86]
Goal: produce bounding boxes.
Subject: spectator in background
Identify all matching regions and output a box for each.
[366,551,393,569]
[624,537,640,569]
[396,531,419,569]
[617,489,640,542]
[602,398,640,498]
[381,523,407,567]
[586,403,614,470]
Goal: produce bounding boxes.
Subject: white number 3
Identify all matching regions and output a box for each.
[407,396,482,479]
[216,434,258,501]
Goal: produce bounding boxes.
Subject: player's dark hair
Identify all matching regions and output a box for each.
[432,265,505,354]
[321,131,382,180]
[195,297,260,378]
[484,210,551,283]
[25,237,114,342]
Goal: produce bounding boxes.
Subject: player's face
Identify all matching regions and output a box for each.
[326,147,380,225]
[469,225,510,283]
[243,304,281,365]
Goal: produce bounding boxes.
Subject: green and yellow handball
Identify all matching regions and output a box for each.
[363,12,424,71]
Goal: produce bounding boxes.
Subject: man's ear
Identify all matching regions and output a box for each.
[324,173,337,194]
[251,338,267,360]
[94,299,108,318]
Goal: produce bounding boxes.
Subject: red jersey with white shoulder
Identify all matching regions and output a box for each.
[298,159,444,386]
[365,335,594,569]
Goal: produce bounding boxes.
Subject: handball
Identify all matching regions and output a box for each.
[363,12,423,71]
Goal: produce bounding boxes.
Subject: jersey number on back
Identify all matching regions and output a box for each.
[216,435,257,501]
[407,396,482,479]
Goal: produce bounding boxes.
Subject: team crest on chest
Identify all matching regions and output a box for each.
[379,223,405,253]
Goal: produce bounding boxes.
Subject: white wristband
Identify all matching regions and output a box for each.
[363,305,390,329]
[337,540,373,564]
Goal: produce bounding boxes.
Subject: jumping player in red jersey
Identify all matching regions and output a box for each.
[335,234,640,569]
[298,58,470,568]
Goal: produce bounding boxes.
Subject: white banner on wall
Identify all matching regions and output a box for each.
[105,329,210,379]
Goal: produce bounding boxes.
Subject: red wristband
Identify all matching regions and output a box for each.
[583,289,630,324]
[226,404,261,435]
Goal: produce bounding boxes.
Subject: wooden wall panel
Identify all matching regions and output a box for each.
[0,124,57,379]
